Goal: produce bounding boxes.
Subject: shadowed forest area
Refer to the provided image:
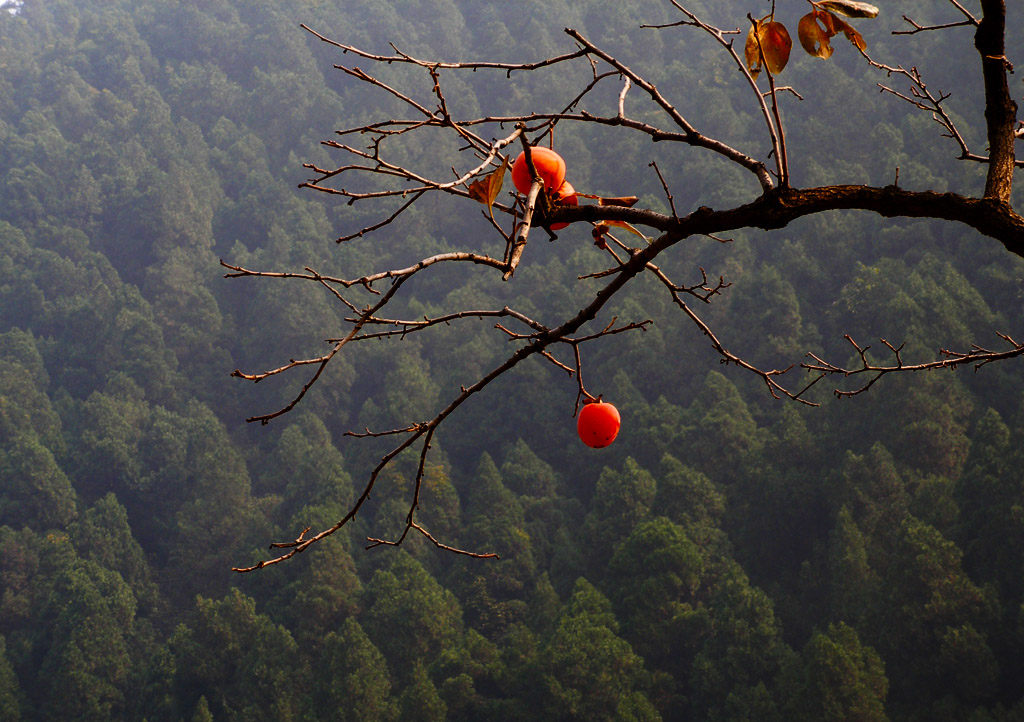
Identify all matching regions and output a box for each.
[1,1,1024,720]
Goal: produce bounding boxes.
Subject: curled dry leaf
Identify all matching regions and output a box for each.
[798,12,835,59]
[830,13,867,52]
[798,9,866,58]
[467,155,510,223]
[817,0,879,19]
[573,192,640,208]
[599,196,640,208]
[745,18,793,79]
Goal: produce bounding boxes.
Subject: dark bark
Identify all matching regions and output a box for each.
[976,0,1017,201]
[556,186,1024,260]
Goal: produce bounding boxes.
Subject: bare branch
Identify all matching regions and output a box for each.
[232,6,1024,568]
[804,333,1024,398]
[564,24,775,193]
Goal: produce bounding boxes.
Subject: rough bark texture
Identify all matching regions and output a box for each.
[976,0,1016,201]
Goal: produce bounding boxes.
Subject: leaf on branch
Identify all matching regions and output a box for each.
[817,0,879,20]
[798,12,835,59]
[599,196,640,208]
[574,192,640,208]
[798,10,867,57]
[745,17,792,78]
[467,156,510,223]
[604,219,649,240]
[831,13,867,52]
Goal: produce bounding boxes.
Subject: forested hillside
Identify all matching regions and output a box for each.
[1,1,1023,720]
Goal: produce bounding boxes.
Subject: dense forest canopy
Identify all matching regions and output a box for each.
[0,1,1022,721]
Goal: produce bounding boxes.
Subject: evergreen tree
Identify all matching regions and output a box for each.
[315,618,397,722]
[782,622,889,722]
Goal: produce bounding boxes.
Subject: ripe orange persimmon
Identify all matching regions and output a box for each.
[511,147,566,195]
[577,400,620,448]
[549,180,578,231]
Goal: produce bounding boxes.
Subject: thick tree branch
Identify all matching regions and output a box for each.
[975,0,1017,201]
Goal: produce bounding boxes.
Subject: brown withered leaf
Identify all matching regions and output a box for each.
[798,12,835,59]
[761,21,792,74]
[798,12,831,58]
[829,13,867,52]
[599,196,640,208]
[573,192,640,208]
[746,17,792,78]
[467,156,510,222]
[745,21,763,78]
[818,0,879,19]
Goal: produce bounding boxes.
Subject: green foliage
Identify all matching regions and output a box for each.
[782,622,889,722]
[361,552,464,678]
[538,579,661,722]
[171,589,306,722]
[315,618,397,722]
[0,636,21,722]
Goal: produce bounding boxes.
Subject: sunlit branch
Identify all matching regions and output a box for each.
[301,22,591,74]
[335,306,548,343]
[894,0,978,36]
[333,189,426,243]
[865,8,1022,172]
[893,16,975,35]
[234,3,1023,569]
[302,126,524,204]
[565,25,775,193]
[748,13,790,186]
[234,276,410,426]
[662,1,782,191]
[652,269,819,405]
[803,333,1024,398]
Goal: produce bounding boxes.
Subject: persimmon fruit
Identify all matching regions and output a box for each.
[511,147,566,195]
[549,180,578,231]
[577,400,620,448]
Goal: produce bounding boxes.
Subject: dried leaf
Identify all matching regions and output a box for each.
[798,12,834,59]
[818,0,879,19]
[745,17,792,78]
[467,156,509,222]
[760,21,792,74]
[745,21,763,78]
[604,219,649,241]
[830,13,868,52]
[598,196,640,208]
[817,10,838,35]
[572,193,640,207]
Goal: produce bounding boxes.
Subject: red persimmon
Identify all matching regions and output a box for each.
[577,400,620,448]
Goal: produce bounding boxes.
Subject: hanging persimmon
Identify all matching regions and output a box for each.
[549,180,578,230]
[577,399,621,448]
[511,147,566,195]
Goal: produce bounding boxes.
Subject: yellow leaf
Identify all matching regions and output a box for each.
[798,12,834,59]
[604,219,649,241]
[818,0,879,19]
[745,21,764,78]
[467,156,510,223]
